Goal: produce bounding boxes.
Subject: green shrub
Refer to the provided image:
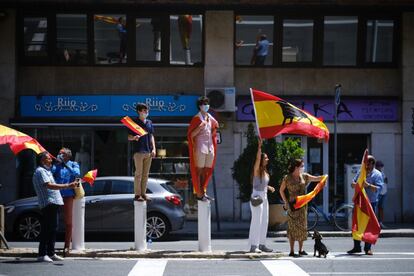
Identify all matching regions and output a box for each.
[232,123,305,204]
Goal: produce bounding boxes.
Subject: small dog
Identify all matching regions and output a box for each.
[312,230,329,258]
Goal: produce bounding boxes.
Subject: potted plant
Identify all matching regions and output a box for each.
[232,123,304,228]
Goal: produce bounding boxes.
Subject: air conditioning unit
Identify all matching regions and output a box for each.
[205,87,236,112]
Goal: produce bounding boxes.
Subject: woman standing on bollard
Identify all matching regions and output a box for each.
[248,138,275,253]
[279,158,325,257]
[53,148,80,257]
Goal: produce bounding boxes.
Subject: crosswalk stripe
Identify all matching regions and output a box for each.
[261,260,309,276]
[128,259,167,276]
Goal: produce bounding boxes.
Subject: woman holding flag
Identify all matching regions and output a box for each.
[279,159,326,257]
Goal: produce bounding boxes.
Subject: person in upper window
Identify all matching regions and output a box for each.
[252,34,270,66]
[128,103,156,202]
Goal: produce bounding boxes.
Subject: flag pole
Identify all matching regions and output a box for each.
[334,84,341,213]
[249,88,262,139]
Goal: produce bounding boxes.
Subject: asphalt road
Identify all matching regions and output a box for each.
[1,237,414,276]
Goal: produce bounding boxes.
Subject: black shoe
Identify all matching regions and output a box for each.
[365,250,373,255]
[299,250,308,256]
[347,248,362,254]
[289,252,300,257]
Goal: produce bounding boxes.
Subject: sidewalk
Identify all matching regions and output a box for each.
[1,221,413,259]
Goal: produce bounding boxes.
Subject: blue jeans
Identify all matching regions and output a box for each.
[38,204,59,257]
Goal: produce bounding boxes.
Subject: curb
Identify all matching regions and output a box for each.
[0,248,283,259]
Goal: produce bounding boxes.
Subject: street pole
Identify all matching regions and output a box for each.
[334,84,341,213]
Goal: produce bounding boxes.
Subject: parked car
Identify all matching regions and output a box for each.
[4,176,185,241]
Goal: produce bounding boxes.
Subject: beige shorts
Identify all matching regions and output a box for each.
[195,152,215,168]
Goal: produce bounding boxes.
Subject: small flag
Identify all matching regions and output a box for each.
[291,175,328,210]
[120,116,148,137]
[94,15,118,25]
[0,124,47,155]
[82,169,98,186]
[250,89,330,141]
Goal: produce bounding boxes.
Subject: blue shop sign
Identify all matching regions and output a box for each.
[20,95,199,117]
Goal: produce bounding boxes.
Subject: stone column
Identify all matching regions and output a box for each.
[402,13,414,222]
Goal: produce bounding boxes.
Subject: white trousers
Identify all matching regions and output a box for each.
[248,190,269,247]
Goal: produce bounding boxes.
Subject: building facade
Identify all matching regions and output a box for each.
[0,0,413,222]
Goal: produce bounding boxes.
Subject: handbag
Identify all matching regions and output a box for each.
[74,181,85,200]
[250,195,263,207]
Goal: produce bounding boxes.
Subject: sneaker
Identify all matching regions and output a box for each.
[203,194,215,201]
[299,250,308,256]
[288,252,300,258]
[259,244,273,253]
[37,255,53,262]
[347,248,362,254]
[249,246,262,253]
[49,254,64,261]
[134,195,144,201]
[365,250,373,255]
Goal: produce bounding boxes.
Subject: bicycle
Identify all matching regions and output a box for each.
[307,200,354,231]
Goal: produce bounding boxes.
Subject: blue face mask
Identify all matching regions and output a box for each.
[201,105,210,112]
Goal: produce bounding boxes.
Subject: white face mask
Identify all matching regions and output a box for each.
[299,167,305,174]
[201,105,210,112]
[139,112,149,119]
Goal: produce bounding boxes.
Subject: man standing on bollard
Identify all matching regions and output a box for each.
[188,96,219,201]
[128,103,156,202]
[33,152,77,262]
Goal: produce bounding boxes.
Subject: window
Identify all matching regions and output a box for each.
[282,19,314,63]
[111,180,133,194]
[235,15,274,66]
[135,17,163,62]
[84,180,110,195]
[366,19,394,63]
[323,16,358,66]
[94,14,126,64]
[23,16,48,57]
[56,14,88,64]
[169,14,203,65]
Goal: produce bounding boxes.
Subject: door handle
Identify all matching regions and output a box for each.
[89,199,101,204]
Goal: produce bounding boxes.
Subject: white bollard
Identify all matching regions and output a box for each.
[72,197,85,251]
[134,201,147,251]
[185,49,191,65]
[198,200,211,252]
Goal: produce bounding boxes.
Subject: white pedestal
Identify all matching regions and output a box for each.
[72,197,85,251]
[185,49,191,65]
[198,200,211,252]
[134,201,147,252]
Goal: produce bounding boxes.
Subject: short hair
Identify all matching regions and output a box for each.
[375,160,384,168]
[260,34,267,40]
[59,147,72,158]
[37,151,50,166]
[367,155,376,165]
[196,96,209,110]
[136,103,149,113]
[288,158,304,174]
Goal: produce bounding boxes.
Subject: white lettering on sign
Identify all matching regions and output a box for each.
[34,97,98,112]
[122,97,187,113]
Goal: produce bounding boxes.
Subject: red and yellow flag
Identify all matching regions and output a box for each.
[120,116,148,137]
[292,175,328,210]
[82,169,98,186]
[178,15,192,50]
[94,15,118,25]
[352,149,381,244]
[0,124,46,155]
[250,89,330,141]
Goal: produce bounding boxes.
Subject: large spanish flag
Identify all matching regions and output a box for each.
[0,124,46,155]
[121,116,148,137]
[292,174,328,210]
[351,149,381,244]
[250,89,329,141]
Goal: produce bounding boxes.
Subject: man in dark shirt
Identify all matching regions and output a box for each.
[127,103,156,201]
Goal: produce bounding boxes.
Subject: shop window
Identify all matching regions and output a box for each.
[23,16,48,57]
[135,17,163,62]
[282,19,314,63]
[169,14,203,65]
[235,15,274,66]
[56,14,88,64]
[323,16,358,66]
[366,19,394,63]
[94,14,127,64]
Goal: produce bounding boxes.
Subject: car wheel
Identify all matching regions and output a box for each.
[15,213,41,241]
[146,213,171,241]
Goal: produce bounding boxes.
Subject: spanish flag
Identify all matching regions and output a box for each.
[352,149,381,244]
[82,169,98,186]
[291,175,328,210]
[120,116,148,137]
[94,15,118,25]
[0,124,46,155]
[250,89,330,141]
[178,15,192,50]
